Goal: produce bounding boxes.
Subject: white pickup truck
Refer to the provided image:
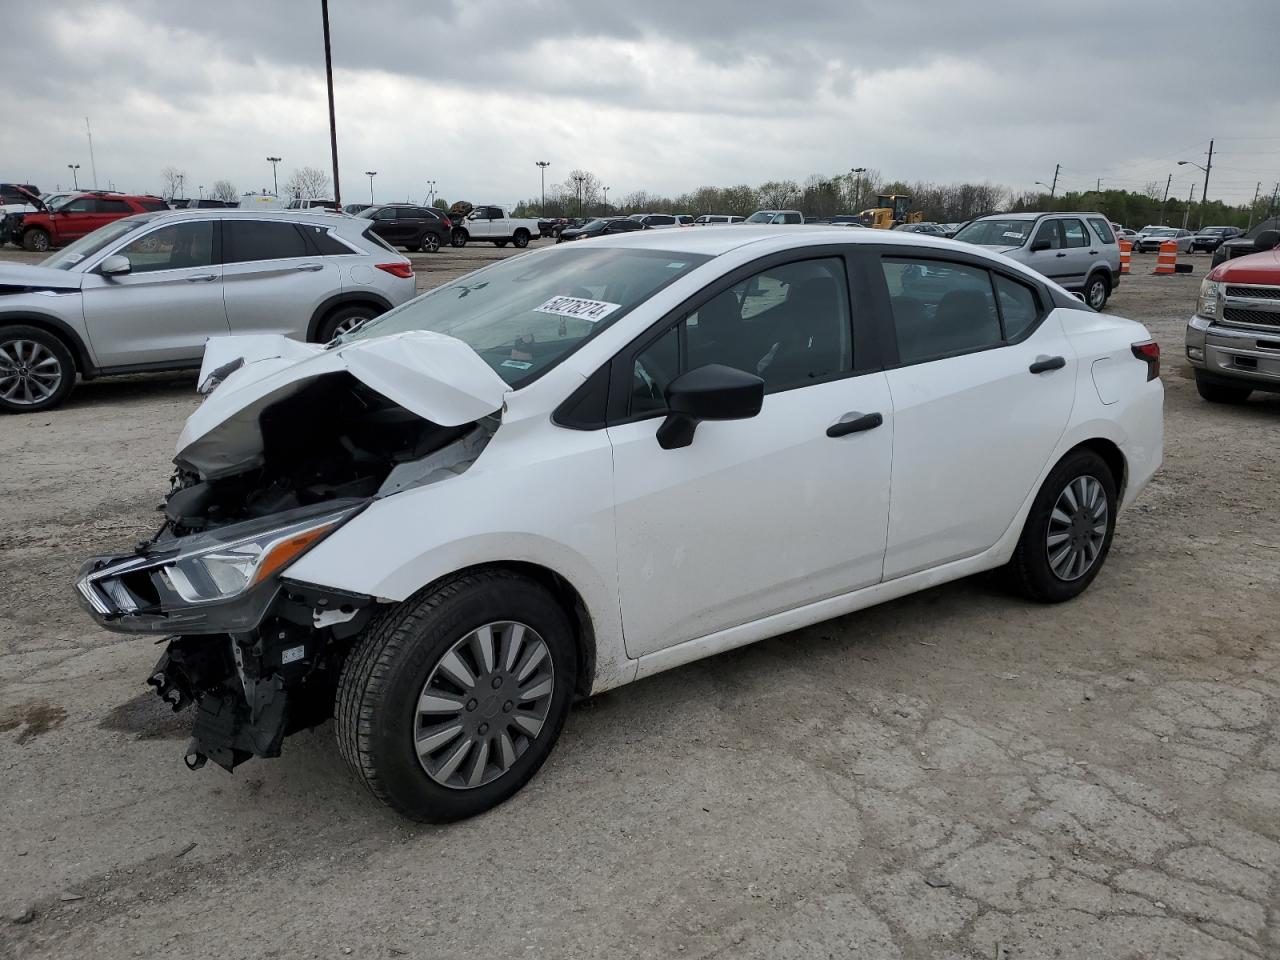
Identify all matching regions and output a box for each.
[450,204,541,248]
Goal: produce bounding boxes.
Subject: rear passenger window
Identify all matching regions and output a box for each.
[881,259,1002,363]
[1061,219,1088,248]
[137,199,169,212]
[96,199,132,214]
[1088,218,1115,244]
[299,224,353,255]
[994,275,1040,340]
[782,213,802,224]
[223,220,308,262]
[362,226,399,253]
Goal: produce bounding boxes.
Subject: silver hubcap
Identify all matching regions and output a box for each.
[0,339,63,405]
[1089,281,1106,308]
[426,236,438,251]
[332,314,369,337]
[1046,475,1108,581]
[415,621,555,789]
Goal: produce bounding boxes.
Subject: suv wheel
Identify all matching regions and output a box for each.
[317,304,378,342]
[1007,448,1117,603]
[0,325,76,413]
[1195,374,1252,404]
[421,232,440,253]
[21,228,51,253]
[1085,272,1110,310]
[336,570,577,822]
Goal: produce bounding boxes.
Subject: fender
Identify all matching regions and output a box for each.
[0,308,96,375]
[305,291,393,342]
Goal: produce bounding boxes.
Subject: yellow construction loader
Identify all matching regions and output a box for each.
[858,194,923,229]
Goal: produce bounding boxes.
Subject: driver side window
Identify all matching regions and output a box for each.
[1032,221,1062,249]
[629,257,852,416]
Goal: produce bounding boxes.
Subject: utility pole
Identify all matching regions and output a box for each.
[535,161,550,211]
[364,171,376,204]
[1159,172,1173,224]
[320,0,341,207]
[1247,182,1262,230]
[1096,177,1102,192]
[1049,163,1060,198]
[85,117,98,188]
[266,156,281,196]
[1181,183,1196,231]
[1200,139,1213,230]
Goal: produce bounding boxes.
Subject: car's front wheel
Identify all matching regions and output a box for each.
[1007,448,1117,603]
[21,228,51,253]
[337,570,577,821]
[0,325,76,413]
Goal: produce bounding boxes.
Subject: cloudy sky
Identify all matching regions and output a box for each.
[8,0,1280,207]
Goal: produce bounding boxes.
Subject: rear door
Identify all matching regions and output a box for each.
[1057,217,1092,289]
[80,219,229,367]
[221,219,339,340]
[870,249,1076,578]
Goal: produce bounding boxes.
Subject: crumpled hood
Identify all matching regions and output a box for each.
[176,331,509,477]
[0,262,83,292]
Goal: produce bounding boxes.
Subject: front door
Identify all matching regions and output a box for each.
[872,253,1076,579]
[80,219,228,368]
[50,196,100,242]
[608,254,893,659]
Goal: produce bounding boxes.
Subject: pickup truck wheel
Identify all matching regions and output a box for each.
[494,240,508,248]
[1194,374,1252,404]
[0,325,76,413]
[450,230,468,248]
[22,228,51,253]
[335,570,577,822]
[513,229,530,248]
[1085,273,1110,310]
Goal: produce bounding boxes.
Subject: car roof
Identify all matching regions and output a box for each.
[120,209,359,228]
[579,223,997,257]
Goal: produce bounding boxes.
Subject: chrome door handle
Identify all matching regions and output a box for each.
[294,263,324,272]
[185,274,217,282]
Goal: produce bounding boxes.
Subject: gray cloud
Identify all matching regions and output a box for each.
[4,0,1278,206]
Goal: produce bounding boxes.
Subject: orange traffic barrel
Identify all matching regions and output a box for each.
[1119,239,1132,275]
[1154,239,1177,275]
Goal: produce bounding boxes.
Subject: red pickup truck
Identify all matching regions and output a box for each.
[6,191,169,252]
[1185,227,1280,402]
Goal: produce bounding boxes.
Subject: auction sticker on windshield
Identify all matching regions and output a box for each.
[535,295,622,323]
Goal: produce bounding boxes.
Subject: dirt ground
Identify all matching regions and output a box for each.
[1,242,1277,960]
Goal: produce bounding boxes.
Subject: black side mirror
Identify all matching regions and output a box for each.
[1030,238,1051,253]
[1254,229,1279,252]
[656,363,764,450]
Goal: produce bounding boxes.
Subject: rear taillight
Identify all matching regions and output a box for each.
[376,262,414,279]
[1131,340,1160,381]
[441,217,452,228]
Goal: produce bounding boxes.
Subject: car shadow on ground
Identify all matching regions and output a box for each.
[61,372,199,409]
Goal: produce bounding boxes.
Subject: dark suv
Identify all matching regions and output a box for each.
[7,192,169,252]
[1212,217,1280,267]
[1191,225,1243,253]
[356,204,452,252]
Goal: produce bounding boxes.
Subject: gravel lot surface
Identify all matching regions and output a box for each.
[1,242,1277,959]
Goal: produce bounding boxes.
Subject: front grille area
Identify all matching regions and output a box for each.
[1222,307,1280,328]
[1226,285,1280,300]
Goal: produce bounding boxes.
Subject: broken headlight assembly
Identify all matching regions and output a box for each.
[76,501,364,634]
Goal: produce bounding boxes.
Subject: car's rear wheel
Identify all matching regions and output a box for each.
[336,570,577,822]
[513,229,530,248]
[421,232,440,253]
[1007,448,1117,603]
[1085,272,1110,310]
[450,230,468,248]
[22,228,51,253]
[317,304,378,342]
[0,325,76,413]
[1195,374,1252,404]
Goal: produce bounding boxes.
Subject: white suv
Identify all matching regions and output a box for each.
[0,210,415,412]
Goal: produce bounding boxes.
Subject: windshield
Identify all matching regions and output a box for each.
[745,212,775,223]
[1200,227,1227,235]
[41,218,154,270]
[581,219,608,230]
[337,246,711,386]
[953,219,1034,246]
[1146,228,1175,237]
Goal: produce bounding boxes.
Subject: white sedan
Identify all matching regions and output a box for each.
[76,226,1164,821]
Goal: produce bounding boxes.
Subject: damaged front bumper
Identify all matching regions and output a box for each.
[75,501,377,772]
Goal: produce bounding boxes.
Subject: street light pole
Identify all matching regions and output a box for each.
[602,186,609,211]
[426,180,436,205]
[535,161,550,211]
[365,171,377,204]
[850,166,866,210]
[320,0,342,207]
[266,156,282,196]
[67,164,80,189]
[573,174,586,217]
[199,185,204,200]
[1178,140,1213,229]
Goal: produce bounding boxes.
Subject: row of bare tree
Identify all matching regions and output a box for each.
[158,165,332,202]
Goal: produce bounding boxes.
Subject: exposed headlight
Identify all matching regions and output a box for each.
[1196,279,1223,320]
[158,512,348,604]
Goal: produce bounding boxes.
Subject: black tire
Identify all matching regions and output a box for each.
[420,232,440,253]
[1195,375,1252,404]
[450,230,468,248]
[316,304,378,343]
[1006,448,1117,603]
[494,240,508,248]
[512,230,530,248]
[1085,272,1110,310]
[0,324,77,413]
[22,228,51,253]
[406,241,422,253]
[336,570,577,822]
